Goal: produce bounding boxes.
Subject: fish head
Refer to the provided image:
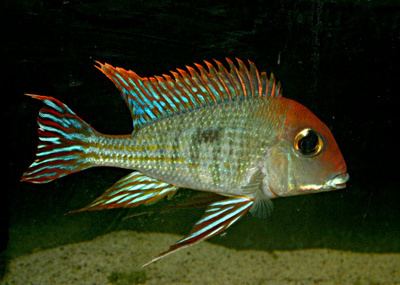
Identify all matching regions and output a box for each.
[264,98,349,197]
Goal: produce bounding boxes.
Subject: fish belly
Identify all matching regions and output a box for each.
[132,99,282,195]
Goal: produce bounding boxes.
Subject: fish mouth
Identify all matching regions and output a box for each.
[325,173,349,190]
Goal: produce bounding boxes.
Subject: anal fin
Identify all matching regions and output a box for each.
[70,171,178,213]
[143,195,254,267]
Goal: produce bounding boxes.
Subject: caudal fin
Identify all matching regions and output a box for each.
[21,94,94,184]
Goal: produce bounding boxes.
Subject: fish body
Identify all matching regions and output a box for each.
[123,98,283,197]
[21,58,349,265]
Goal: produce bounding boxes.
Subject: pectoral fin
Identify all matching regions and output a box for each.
[143,195,254,267]
[70,171,178,213]
[241,169,273,219]
[250,197,273,219]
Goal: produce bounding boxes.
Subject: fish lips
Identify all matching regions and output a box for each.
[325,173,349,190]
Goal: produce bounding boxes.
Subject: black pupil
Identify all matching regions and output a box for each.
[298,130,319,155]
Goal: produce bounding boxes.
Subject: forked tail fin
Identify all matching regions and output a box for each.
[21,94,95,184]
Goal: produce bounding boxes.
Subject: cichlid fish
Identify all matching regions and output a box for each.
[21,58,349,266]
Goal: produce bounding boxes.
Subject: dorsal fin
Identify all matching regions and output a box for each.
[95,58,282,129]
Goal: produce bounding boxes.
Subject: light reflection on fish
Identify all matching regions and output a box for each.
[21,58,349,266]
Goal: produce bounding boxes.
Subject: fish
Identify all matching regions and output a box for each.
[21,58,349,266]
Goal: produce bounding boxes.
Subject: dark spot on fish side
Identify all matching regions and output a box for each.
[194,128,222,144]
[189,127,222,165]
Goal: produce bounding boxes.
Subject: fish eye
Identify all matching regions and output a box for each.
[294,128,323,157]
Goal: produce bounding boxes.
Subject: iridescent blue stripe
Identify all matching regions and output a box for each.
[179,201,252,243]
[44,99,63,113]
[37,145,83,157]
[115,73,129,87]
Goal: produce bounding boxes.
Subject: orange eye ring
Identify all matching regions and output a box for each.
[294,128,324,157]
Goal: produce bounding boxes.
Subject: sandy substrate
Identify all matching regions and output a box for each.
[1,230,399,285]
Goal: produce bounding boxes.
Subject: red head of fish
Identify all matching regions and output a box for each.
[263,97,348,197]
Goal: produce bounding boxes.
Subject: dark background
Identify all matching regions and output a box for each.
[2,0,399,278]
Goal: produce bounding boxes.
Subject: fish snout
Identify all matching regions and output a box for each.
[325,173,349,190]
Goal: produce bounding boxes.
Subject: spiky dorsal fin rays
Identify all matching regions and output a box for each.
[142,195,254,267]
[95,58,282,131]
